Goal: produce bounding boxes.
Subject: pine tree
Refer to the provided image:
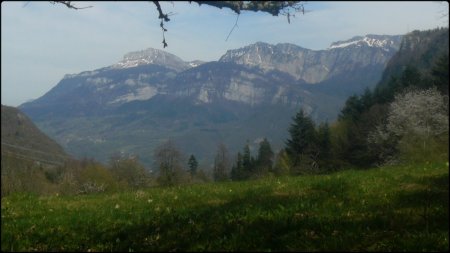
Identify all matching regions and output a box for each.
[187,154,198,176]
[285,109,316,167]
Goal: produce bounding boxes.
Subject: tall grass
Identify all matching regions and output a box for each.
[1,162,448,251]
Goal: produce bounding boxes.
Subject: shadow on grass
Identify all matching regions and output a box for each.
[3,174,448,252]
[88,177,447,251]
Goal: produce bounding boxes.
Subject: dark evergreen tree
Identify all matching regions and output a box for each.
[187,154,198,176]
[400,65,423,89]
[285,109,317,168]
[431,54,449,94]
[242,142,254,177]
[256,138,274,176]
[338,95,364,121]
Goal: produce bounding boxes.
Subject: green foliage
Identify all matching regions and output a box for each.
[109,156,151,188]
[255,138,274,176]
[335,28,449,168]
[1,154,57,197]
[272,149,292,176]
[109,156,151,189]
[397,133,449,164]
[154,140,187,186]
[369,88,449,165]
[339,95,365,121]
[231,139,274,180]
[2,163,448,251]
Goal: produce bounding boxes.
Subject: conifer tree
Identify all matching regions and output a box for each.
[187,154,198,176]
[285,109,316,167]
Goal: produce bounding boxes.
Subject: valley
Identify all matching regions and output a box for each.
[19,35,403,168]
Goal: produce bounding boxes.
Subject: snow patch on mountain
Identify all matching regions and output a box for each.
[110,48,190,71]
[328,35,399,50]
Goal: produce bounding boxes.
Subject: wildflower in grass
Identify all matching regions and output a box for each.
[115,204,120,209]
[148,199,153,203]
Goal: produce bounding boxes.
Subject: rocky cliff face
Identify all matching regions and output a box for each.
[19,34,403,167]
[219,35,402,83]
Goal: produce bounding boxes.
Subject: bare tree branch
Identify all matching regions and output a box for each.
[225,14,240,41]
[50,1,305,48]
[50,1,92,10]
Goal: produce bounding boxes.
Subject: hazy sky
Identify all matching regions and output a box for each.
[1,1,448,106]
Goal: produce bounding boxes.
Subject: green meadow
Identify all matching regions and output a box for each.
[1,162,448,252]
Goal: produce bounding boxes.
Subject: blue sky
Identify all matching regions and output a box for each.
[1,1,448,106]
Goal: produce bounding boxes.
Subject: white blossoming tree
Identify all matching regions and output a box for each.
[369,88,449,163]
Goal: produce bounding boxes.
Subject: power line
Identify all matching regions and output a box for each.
[1,142,69,159]
[2,150,64,166]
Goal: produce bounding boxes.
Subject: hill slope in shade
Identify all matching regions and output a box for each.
[1,105,70,166]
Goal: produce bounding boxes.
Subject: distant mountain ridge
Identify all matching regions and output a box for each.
[219,35,402,83]
[20,33,403,168]
[328,34,402,50]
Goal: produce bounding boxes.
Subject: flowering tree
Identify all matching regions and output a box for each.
[369,88,449,162]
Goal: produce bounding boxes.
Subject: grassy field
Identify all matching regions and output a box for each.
[1,162,449,251]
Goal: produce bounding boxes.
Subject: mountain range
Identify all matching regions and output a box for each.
[20,34,403,168]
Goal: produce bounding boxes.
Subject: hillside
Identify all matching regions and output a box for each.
[1,105,70,166]
[377,27,449,93]
[2,162,448,251]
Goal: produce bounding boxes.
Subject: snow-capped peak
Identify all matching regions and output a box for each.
[328,35,401,50]
[111,48,189,71]
[112,48,168,68]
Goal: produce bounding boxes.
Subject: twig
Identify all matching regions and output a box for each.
[153,1,171,48]
[226,14,240,41]
[51,1,92,10]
